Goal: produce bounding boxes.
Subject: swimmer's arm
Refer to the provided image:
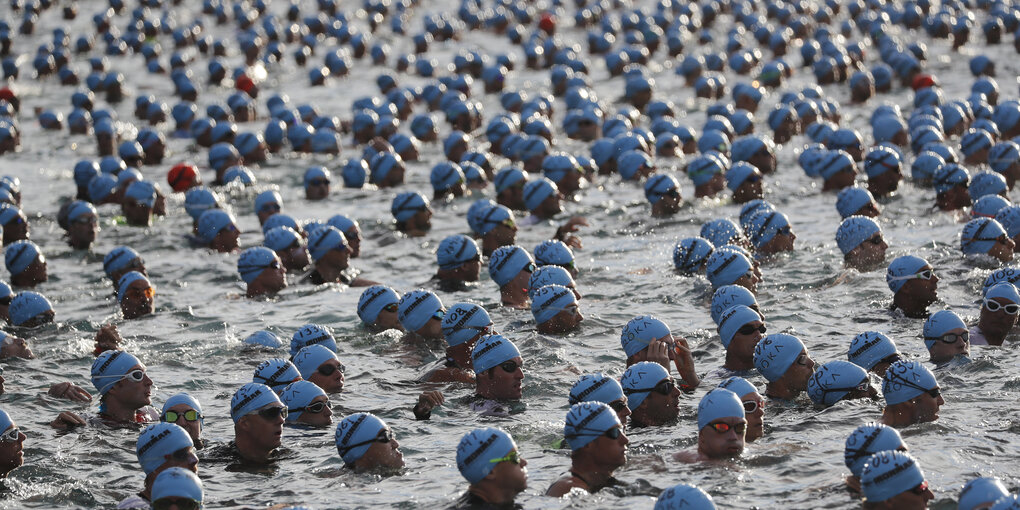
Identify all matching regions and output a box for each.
[412,390,444,420]
[93,324,123,356]
[349,277,380,287]
[50,411,86,429]
[555,216,589,249]
[47,382,93,402]
[672,336,700,391]
[546,476,584,497]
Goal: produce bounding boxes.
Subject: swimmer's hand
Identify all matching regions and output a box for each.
[413,390,444,421]
[48,382,93,402]
[671,336,700,391]
[93,324,122,355]
[638,338,672,372]
[555,217,589,249]
[50,411,86,429]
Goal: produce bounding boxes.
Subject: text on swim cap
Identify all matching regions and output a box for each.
[137,427,171,456]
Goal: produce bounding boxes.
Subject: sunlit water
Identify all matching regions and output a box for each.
[0,0,1019,509]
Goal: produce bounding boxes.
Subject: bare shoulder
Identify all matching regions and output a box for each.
[546,475,585,497]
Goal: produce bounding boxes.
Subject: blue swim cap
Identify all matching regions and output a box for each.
[397,289,444,332]
[933,163,970,195]
[621,361,670,410]
[989,142,1020,174]
[654,484,716,510]
[441,303,491,347]
[753,333,805,382]
[9,291,53,327]
[279,380,327,422]
[103,247,142,278]
[705,250,754,288]
[746,211,791,250]
[564,402,621,450]
[882,360,938,405]
[237,247,279,285]
[340,159,368,189]
[686,154,725,186]
[522,178,558,211]
[923,310,968,351]
[617,151,652,181]
[291,324,338,357]
[74,161,101,188]
[730,136,767,164]
[391,192,429,223]
[986,282,1020,306]
[306,226,348,262]
[529,266,575,300]
[474,203,515,236]
[124,180,156,208]
[184,188,219,222]
[488,245,534,287]
[848,332,898,370]
[91,350,142,395]
[697,388,744,430]
[644,174,680,204]
[262,214,300,235]
[700,219,743,248]
[117,272,150,304]
[620,315,671,357]
[861,451,926,503]
[253,358,302,393]
[208,143,239,171]
[817,150,856,181]
[673,237,714,275]
[836,187,876,219]
[971,172,1008,201]
[718,305,762,348]
[960,478,1010,510]
[718,376,758,398]
[885,255,930,294]
[843,423,905,478]
[437,235,480,270]
[807,360,868,406]
[724,162,758,192]
[88,175,117,202]
[4,240,42,276]
[991,495,1020,510]
[456,428,517,484]
[471,334,521,374]
[136,423,193,475]
[230,382,283,423]
[303,167,331,189]
[973,195,1011,219]
[152,467,203,505]
[244,330,283,349]
[534,240,574,268]
[531,284,577,325]
[983,267,1020,296]
[836,216,882,255]
[357,285,400,325]
[961,218,1007,256]
[335,413,389,465]
[264,226,301,252]
[863,146,901,179]
[196,209,236,244]
[568,373,625,406]
[254,190,283,216]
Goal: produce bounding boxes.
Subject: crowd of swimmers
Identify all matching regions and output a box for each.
[1,0,1020,507]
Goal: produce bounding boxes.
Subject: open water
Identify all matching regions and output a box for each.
[0,0,1019,508]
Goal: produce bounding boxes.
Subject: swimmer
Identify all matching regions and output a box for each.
[160,393,205,448]
[488,245,535,308]
[753,334,815,401]
[971,283,1020,345]
[718,377,765,442]
[923,310,970,365]
[473,204,518,257]
[61,200,99,249]
[391,191,432,237]
[673,237,715,276]
[117,271,155,319]
[745,211,796,256]
[547,402,628,497]
[397,289,445,341]
[847,332,902,378]
[196,210,240,253]
[356,285,403,333]
[806,360,878,407]
[434,235,482,291]
[305,226,376,286]
[674,388,746,462]
[0,409,25,478]
[644,174,682,217]
[119,423,198,509]
[253,358,302,395]
[654,485,717,509]
[228,383,287,464]
[303,166,331,201]
[843,423,907,494]
[933,163,972,212]
[837,216,888,270]
[724,162,764,205]
[717,305,766,373]
[958,478,1010,510]
[280,380,332,427]
[293,344,345,393]
[705,249,759,294]
[567,374,631,428]
[9,291,55,327]
[837,187,881,219]
[531,284,583,334]
[0,331,32,359]
[886,256,939,318]
[881,360,944,427]
[5,240,47,288]
[122,180,156,227]
[620,315,699,389]
[237,247,287,298]
[859,451,933,509]
[961,218,1015,262]
[453,428,527,509]
[254,191,283,226]
[52,350,157,429]
[335,413,404,473]
[422,303,490,384]
[621,361,681,428]
[263,227,308,273]
[150,468,203,510]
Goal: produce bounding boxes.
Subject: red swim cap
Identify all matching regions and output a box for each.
[167,163,200,192]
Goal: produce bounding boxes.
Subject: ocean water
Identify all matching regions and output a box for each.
[0,0,1019,509]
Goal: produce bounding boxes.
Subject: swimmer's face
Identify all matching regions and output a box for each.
[640,377,681,425]
[164,403,203,445]
[481,356,524,400]
[928,327,970,363]
[254,255,287,295]
[308,359,344,394]
[212,223,240,253]
[110,363,152,409]
[901,266,938,307]
[698,417,746,459]
[242,403,285,450]
[848,233,888,268]
[361,429,404,470]
[0,423,26,474]
[121,279,154,319]
[373,305,403,332]
[742,393,765,442]
[911,388,944,424]
[68,213,99,247]
[416,308,445,340]
[786,350,815,392]
[296,395,333,427]
[729,319,764,361]
[0,336,33,359]
[489,448,527,495]
[987,234,1015,263]
[345,227,362,258]
[590,425,628,468]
